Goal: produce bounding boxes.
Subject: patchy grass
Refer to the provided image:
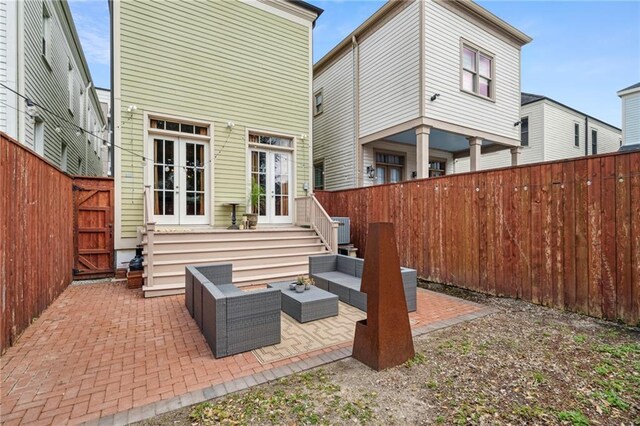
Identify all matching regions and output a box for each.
[136,286,639,426]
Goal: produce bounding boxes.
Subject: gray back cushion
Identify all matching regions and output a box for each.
[337,255,356,276]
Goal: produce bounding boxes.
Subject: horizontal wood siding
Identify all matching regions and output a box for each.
[118,0,311,236]
[359,0,420,137]
[544,101,620,160]
[622,91,640,146]
[313,50,355,190]
[455,101,544,172]
[424,0,521,141]
[316,150,640,326]
[1,133,74,353]
[21,0,104,175]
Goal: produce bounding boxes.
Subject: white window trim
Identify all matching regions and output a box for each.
[244,126,298,219]
[460,38,496,102]
[41,2,52,67]
[143,111,215,225]
[573,122,581,149]
[520,116,529,147]
[314,89,323,116]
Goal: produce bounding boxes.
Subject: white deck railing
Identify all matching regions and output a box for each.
[143,185,156,288]
[294,195,339,253]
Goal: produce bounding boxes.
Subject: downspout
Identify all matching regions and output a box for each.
[84,82,92,175]
[352,35,360,187]
[584,116,588,156]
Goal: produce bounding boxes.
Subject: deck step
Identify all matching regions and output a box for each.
[142,226,331,296]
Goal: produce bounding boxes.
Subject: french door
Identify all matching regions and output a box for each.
[152,136,209,225]
[250,148,292,224]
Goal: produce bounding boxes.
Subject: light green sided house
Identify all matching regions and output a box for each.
[111,0,330,297]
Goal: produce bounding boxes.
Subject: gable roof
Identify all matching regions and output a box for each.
[521,92,621,132]
[617,82,640,97]
[314,0,532,75]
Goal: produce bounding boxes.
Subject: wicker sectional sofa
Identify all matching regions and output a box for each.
[309,255,417,312]
[185,263,281,358]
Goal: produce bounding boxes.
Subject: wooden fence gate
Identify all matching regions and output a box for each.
[73,177,114,278]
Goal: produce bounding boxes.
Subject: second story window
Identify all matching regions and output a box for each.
[462,43,494,99]
[314,161,324,190]
[68,61,74,114]
[314,90,323,116]
[574,123,580,147]
[42,3,51,62]
[592,129,598,154]
[520,117,529,146]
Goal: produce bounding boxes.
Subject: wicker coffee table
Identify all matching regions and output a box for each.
[267,281,339,323]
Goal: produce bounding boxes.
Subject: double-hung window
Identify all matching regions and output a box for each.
[574,123,580,147]
[520,117,529,147]
[462,43,494,99]
[42,3,51,63]
[314,90,323,116]
[313,162,324,190]
[591,129,598,154]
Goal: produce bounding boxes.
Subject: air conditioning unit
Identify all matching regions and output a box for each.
[331,217,350,245]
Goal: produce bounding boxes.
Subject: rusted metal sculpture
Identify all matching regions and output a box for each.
[352,222,415,370]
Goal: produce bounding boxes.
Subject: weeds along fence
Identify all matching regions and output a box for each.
[316,150,640,326]
[1,133,74,353]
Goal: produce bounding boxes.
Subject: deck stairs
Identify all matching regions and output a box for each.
[141,227,330,297]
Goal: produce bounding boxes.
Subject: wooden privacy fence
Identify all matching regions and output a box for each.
[316,150,640,326]
[0,133,114,353]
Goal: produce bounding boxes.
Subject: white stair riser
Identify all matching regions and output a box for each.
[150,245,326,262]
[146,230,315,243]
[149,265,308,287]
[144,237,322,251]
[151,254,319,274]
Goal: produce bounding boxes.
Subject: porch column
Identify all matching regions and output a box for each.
[468,137,482,172]
[416,125,431,178]
[510,146,523,167]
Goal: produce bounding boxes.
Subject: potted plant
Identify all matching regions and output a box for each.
[304,277,314,290]
[295,276,306,293]
[243,182,263,229]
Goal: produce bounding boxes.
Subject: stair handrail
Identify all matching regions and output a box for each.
[295,195,338,253]
[143,185,155,288]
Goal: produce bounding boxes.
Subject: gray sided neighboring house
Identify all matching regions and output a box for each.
[1,0,106,176]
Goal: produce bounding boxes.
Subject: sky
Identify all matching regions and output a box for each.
[68,0,640,128]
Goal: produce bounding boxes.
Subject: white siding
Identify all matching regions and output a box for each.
[19,0,105,175]
[454,99,621,173]
[588,121,621,155]
[454,101,544,173]
[313,50,355,190]
[358,1,420,137]
[423,0,521,141]
[621,91,640,146]
[542,101,587,161]
[362,142,453,186]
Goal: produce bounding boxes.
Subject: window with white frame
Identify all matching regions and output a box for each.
[520,117,529,147]
[375,152,404,185]
[60,141,68,171]
[68,61,74,114]
[314,161,324,190]
[42,3,51,63]
[574,123,580,147]
[314,90,323,116]
[461,43,494,99]
[34,117,45,155]
[591,129,598,154]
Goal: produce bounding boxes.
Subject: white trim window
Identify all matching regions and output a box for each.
[68,60,74,114]
[314,89,323,116]
[461,43,494,99]
[574,123,580,147]
[42,3,51,63]
[520,117,529,147]
[313,161,324,190]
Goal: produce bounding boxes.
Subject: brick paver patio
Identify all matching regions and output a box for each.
[0,281,495,425]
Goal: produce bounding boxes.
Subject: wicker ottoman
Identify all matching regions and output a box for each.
[268,281,339,323]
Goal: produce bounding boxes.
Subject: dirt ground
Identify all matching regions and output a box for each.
[136,284,639,425]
